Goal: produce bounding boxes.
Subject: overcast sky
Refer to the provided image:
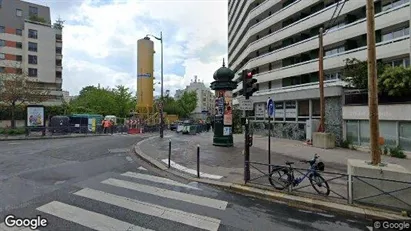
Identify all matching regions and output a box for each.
[27,0,228,96]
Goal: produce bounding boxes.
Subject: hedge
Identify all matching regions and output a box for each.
[0,105,67,120]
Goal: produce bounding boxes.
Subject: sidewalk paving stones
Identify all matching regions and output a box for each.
[135,131,411,219]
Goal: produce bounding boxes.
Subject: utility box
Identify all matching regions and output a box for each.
[306,119,320,141]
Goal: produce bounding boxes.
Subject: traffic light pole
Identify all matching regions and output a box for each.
[244,109,250,183]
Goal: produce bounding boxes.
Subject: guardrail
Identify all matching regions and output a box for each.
[245,161,411,212]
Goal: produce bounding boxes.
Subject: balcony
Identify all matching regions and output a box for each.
[234,2,410,78]
[229,0,282,49]
[56,65,62,71]
[56,54,62,59]
[234,36,410,93]
[230,0,312,54]
[230,0,371,71]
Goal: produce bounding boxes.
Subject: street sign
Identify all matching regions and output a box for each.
[267,98,275,117]
[239,99,253,110]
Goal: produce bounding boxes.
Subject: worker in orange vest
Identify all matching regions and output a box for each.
[103,119,111,134]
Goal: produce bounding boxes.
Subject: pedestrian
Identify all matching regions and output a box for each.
[103,119,111,134]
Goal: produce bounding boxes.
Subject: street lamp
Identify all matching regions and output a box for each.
[146,32,164,138]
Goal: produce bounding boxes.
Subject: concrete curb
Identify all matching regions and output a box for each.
[0,134,111,141]
[133,137,411,220]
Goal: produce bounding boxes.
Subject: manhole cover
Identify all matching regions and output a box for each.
[108,148,130,153]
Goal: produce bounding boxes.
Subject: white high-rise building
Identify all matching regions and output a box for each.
[228,0,411,149]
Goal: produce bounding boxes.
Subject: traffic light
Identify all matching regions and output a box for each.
[241,69,258,99]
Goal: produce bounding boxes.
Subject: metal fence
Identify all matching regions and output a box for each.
[245,161,411,212]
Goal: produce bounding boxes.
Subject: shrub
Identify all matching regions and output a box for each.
[389,146,406,159]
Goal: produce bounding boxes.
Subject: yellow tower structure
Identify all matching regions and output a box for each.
[136,37,155,120]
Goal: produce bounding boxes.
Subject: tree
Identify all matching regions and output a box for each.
[0,70,50,128]
[343,58,386,89]
[379,66,411,97]
[53,17,65,30]
[69,85,135,117]
[112,85,135,117]
[176,91,197,118]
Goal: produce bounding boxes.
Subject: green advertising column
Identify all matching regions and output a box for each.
[210,59,237,147]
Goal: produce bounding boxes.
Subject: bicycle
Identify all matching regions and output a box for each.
[268,154,330,196]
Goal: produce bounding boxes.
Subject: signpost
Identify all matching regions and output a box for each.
[267,97,275,173]
[239,99,253,111]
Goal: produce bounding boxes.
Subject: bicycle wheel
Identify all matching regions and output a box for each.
[268,167,291,190]
[309,173,330,196]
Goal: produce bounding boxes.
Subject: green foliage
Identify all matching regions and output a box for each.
[342,58,387,90]
[0,128,25,135]
[162,91,198,118]
[379,66,411,97]
[340,139,351,149]
[69,85,135,117]
[389,146,406,159]
[29,15,47,24]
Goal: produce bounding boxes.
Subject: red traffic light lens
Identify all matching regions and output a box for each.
[247,72,252,78]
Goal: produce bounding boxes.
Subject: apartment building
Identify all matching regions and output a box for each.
[0,0,63,106]
[175,76,215,119]
[228,0,411,150]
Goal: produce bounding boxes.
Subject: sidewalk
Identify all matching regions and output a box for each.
[136,131,411,219]
[0,132,154,141]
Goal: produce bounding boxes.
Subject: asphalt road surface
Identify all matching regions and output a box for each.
[0,135,372,231]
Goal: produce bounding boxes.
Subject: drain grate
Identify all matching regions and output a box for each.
[108,148,130,153]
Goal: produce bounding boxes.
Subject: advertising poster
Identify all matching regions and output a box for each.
[223,127,232,136]
[215,90,225,117]
[224,91,232,125]
[26,106,44,127]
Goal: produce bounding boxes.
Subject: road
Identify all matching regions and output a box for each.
[0,135,372,231]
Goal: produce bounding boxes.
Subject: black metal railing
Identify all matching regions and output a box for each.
[246,161,411,212]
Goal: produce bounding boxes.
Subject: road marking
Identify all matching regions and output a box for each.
[121,172,200,190]
[138,166,147,171]
[367,226,373,231]
[161,159,223,180]
[75,188,221,231]
[0,222,38,231]
[7,142,20,145]
[102,178,228,210]
[36,201,153,231]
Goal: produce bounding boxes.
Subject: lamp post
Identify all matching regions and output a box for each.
[146,32,164,138]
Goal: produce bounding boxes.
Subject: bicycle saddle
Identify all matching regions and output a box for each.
[285,161,294,165]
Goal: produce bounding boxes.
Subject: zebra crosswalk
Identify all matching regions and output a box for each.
[1,168,228,231]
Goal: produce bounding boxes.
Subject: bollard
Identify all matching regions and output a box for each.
[197,145,200,178]
[168,139,171,168]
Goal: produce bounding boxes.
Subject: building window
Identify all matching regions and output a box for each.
[28,55,37,64]
[346,121,359,144]
[325,46,345,56]
[28,68,37,77]
[382,0,410,11]
[56,47,62,54]
[16,9,22,17]
[382,27,409,41]
[16,29,22,35]
[388,58,410,67]
[16,55,22,61]
[0,53,4,60]
[325,72,342,80]
[0,39,5,47]
[16,42,22,49]
[0,67,4,73]
[28,29,38,39]
[0,26,4,33]
[56,71,62,78]
[28,42,37,52]
[56,34,62,40]
[29,6,38,16]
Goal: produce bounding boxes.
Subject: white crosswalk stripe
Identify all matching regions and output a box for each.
[102,178,228,210]
[37,201,154,231]
[28,170,228,231]
[74,188,221,231]
[121,172,201,190]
